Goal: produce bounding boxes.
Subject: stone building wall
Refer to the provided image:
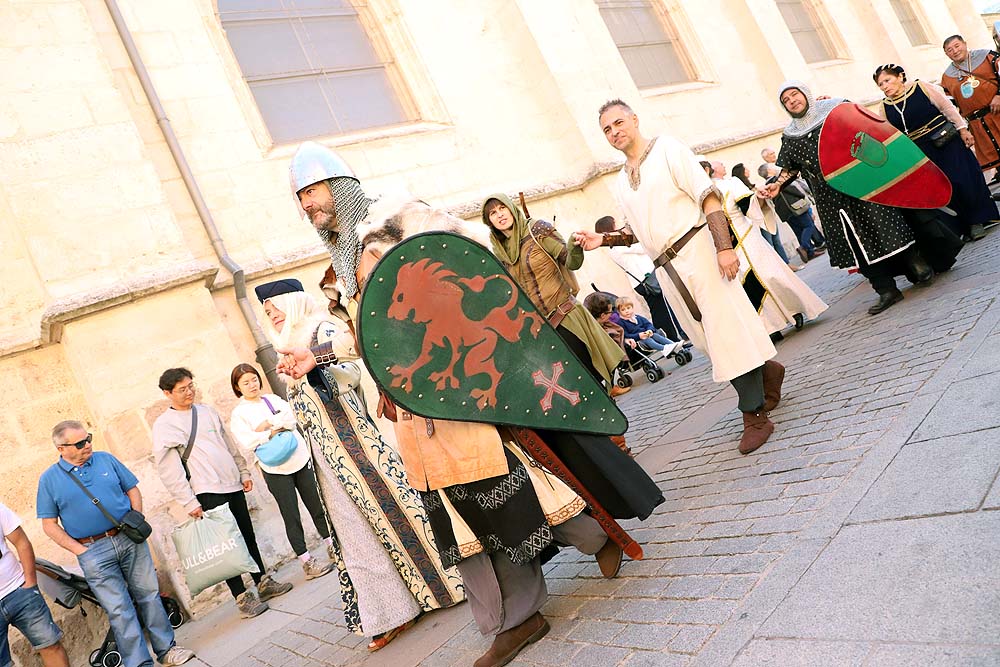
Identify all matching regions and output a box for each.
[0,0,984,663]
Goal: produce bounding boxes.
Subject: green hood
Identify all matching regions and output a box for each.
[481,193,529,264]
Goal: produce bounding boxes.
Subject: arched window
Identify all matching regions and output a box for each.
[775,0,837,63]
[888,0,931,46]
[596,0,695,89]
[219,0,414,143]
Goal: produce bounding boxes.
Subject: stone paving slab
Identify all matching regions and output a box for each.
[731,638,871,666]
[864,643,1000,666]
[911,372,1000,442]
[848,428,1000,523]
[758,512,1000,644]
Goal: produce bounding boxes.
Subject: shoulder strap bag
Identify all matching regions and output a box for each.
[60,467,152,544]
[181,407,198,481]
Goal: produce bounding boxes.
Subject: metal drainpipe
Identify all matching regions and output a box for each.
[103,0,285,395]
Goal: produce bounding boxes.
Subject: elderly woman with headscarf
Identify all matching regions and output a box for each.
[253,278,464,652]
[765,81,957,315]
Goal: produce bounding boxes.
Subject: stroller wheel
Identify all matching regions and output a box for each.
[656,366,666,380]
[89,649,102,667]
[645,369,660,382]
[616,373,634,388]
[682,350,694,362]
[162,596,185,628]
[675,353,688,367]
[102,651,122,667]
[794,313,805,330]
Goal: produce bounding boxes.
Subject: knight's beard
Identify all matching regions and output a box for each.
[310,203,339,233]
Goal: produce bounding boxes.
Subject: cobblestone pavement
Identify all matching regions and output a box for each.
[176,226,1000,666]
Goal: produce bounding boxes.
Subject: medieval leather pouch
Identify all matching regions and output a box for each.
[930,121,959,148]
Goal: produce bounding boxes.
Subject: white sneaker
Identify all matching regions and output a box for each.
[669,341,686,356]
[302,556,335,580]
[160,646,196,666]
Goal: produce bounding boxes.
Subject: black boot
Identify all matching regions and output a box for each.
[905,252,934,285]
[868,288,903,315]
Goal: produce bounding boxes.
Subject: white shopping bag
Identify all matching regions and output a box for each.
[171,505,259,596]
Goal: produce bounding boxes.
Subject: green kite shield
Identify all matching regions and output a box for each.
[357,231,627,436]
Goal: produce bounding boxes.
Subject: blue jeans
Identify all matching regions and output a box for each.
[787,209,824,255]
[1,584,63,667]
[77,534,175,667]
[638,332,673,351]
[760,227,790,263]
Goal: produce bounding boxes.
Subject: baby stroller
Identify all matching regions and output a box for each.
[614,330,693,389]
[34,558,186,667]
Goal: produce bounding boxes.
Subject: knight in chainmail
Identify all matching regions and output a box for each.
[313,176,375,302]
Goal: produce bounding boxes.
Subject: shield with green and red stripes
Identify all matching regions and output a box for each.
[818,102,951,208]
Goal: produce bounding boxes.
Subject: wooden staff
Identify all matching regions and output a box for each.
[518,191,530,218]
[510,426,644,560]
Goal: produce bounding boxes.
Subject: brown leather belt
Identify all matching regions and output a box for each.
[547,296,576,329]
[77,527,119,545]
[652,225,705,322]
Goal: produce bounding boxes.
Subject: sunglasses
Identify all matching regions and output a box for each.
[59,434,93,450]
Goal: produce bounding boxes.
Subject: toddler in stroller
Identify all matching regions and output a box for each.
[583,292,694,391]
[34,559,185,667]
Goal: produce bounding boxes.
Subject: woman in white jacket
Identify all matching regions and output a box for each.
[229,363,336,580]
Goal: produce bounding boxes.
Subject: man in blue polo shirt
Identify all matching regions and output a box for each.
[37,420,194,667]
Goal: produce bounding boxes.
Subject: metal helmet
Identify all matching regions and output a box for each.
[288,141,357,196]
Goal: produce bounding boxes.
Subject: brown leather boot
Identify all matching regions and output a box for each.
[595,538,624,578]
[762,360,785,412]
[610,385,631,398]
[474,612,550,667]
[609,434,632,457]
[739,410,774,455]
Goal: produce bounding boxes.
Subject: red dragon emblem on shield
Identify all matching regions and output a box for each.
[386,258,545,409]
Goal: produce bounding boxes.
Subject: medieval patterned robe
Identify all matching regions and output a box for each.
[287,321,464,637]
[716,177,828,334]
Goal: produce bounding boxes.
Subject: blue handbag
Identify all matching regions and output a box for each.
[254,397,298,466]
[255,430,298,467]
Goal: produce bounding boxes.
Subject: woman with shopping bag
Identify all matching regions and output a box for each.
[255,278,464,652]
[229,363,336,581]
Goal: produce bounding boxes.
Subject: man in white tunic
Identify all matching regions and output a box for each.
[575,100,784,454]
[710,171,829,334]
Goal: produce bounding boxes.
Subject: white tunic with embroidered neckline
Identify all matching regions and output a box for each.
[613,136,776,382]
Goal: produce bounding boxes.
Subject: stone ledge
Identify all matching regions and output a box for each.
[38,261,219,346]
[209,245,330,290]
